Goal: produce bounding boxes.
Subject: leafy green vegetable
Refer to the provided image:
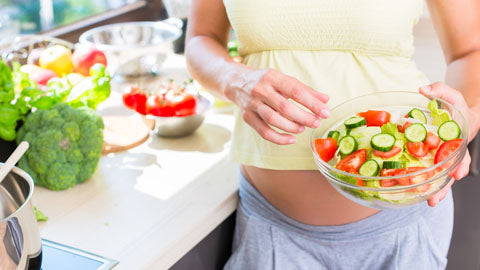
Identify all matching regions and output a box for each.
[381,122,406,146]
[228,40,239,57]
[0,60,14,103]
[350,126,381,155]
[67,63,110,109]
[0,60,110,142]
[34,206,48,222]
[364,180,380,198]
[0,61,22,141]
[428,99,451,126]
[17,103,104,190]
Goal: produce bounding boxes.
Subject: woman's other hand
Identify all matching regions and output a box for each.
[225,68,330,145]
[420,82,480,207]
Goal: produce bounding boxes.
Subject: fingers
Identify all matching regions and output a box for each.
[419,82,466,108]
[255,100,305,134]
[242,109,296,145]
[266,70,330,118]
[428,177,455,207]
[260,90,322,129]
[452,149,471,180]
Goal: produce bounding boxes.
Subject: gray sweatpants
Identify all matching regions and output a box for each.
[224,171,454,270]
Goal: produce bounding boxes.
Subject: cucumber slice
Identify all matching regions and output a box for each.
[382,161,406,169]
[371,133,396,152]
[405,123,427,142]
[359,160,380,176]
[338,135,358,155]
[327,130,340,141]
[344,117,366,129]
[408,108,427,124]
[438,120,461,141]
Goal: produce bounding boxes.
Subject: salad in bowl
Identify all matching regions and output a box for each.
[310,91,468,209]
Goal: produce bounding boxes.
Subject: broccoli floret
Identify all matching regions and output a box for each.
[17,103,104,190]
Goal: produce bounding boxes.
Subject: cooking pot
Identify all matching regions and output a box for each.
[0,164,42,270]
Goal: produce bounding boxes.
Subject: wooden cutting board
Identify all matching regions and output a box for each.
[102,115,155,154]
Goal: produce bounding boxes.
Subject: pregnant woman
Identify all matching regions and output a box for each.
[185,0,480,269]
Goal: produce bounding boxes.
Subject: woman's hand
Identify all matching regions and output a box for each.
[224,67,330,145]
[419,82,480,207]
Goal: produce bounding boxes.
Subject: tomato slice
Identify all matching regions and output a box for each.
[165,90,197,116]
[315,138,338,162]
[380,169,400,186]
[406,141,429,158]
[398,121,412,133]
[402,167,433,192]
[122,86,147,115]
[357,110,391,127]
[434,139,464,164]
[374,146,402,158]
[336,149,367,172]
[146,95,175,116]
[424,132,441,150]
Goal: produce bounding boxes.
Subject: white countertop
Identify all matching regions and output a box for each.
[32,54,239,269]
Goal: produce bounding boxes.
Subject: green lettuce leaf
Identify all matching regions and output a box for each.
[428,99,451,126]
[381,122,406,146]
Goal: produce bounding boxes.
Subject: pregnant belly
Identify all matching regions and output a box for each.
[242,165,380,226]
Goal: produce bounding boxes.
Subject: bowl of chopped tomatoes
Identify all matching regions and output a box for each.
[122,80,215,137]
[310,91,468,209]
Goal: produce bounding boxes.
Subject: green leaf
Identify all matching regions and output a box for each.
[0,121,17,141]
[381,122,406,146]
[0,60,14,103]
[34,206,48,222]
[428,99,451,126]
[67,64,110,110]
[30,95,58,109]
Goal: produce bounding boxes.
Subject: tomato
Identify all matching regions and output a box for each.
[146,95,175,116]
[336,149,367,172]
[165,90,197,116]
[406,141,429,158]
[380,169,399,187]
[357,110,391,127]
[401,167,433,192]
[122,86,147,114]
[374,146,402,158]
[424,132,441,150]
[434,139,464,164]
[315,138,338,162]
[398,121,412,133]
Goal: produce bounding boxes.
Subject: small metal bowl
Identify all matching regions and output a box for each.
[147,91,215,137]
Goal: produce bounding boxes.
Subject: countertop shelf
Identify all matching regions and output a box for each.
[32,54,239,269]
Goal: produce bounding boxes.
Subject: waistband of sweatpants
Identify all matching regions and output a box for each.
[238,170,431,241]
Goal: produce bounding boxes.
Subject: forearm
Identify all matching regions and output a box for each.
[185,35,249,100]
[445,50,480,136]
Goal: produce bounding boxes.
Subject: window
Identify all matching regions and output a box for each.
[0,0,141,35]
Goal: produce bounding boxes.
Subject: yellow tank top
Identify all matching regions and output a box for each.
[224,0,429,170]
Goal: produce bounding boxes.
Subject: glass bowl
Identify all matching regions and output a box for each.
[0,35,74,65]
[78,19,182,78]
[310,91,469,209]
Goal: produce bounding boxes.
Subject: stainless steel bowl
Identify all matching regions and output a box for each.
[0,164,42,270]
[147,91,215,137]
[79,19,182,77]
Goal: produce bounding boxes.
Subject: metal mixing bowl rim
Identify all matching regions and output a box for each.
[0,163,35,222]
[78,21,182,51]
